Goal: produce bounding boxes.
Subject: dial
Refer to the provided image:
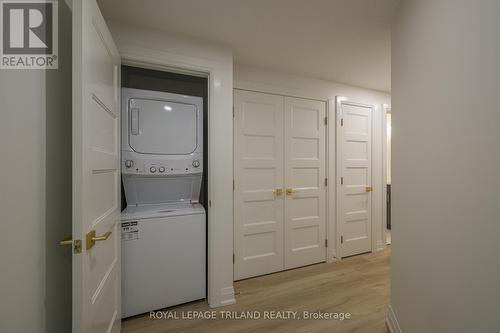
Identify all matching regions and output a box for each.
[158,166,165,173]
[149,166,156,173]
[125,160,134,168]
[192,160,200,168]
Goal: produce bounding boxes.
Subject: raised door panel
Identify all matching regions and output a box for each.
[284,97,326,269]
[233,90,284,280]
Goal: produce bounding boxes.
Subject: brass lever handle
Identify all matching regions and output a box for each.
[59,237,73,246]
[365,186,373,192]
[286,188,296,195]
[93,231,112,242]
[86,230,112,250]
[273,188,283,196]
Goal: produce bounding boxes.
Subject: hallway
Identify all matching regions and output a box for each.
[123,248,390,333]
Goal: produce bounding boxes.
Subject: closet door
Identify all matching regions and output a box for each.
[284,97,327,269]
[337,99,373,258]
[233,90,285,280]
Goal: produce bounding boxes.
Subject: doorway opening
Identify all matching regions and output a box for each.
[120,65,209,317]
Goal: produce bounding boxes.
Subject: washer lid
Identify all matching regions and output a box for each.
[121,202,205,221]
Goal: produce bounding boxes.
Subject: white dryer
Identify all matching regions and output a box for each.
[120,88,205,318]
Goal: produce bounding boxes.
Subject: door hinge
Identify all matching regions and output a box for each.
[324,117,327,125]
[233,253,235,264]
[233,179,235,191]
[340,176,344,185]
[340,118,344,126]
[209,200,212,207]
[341,236,344,244]
[325,239,328,248]
[233,106,235,118]
[324,178,328,186]
[73,239,82,254]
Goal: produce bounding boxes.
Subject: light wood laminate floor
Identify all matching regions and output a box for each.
[122,248,390,333]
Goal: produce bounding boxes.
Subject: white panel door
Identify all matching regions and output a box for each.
[234,90,285,280]
[284,97,327,269]
[337,98,373,258]
[73,1,121,332]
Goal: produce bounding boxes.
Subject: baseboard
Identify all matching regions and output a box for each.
[213,286,236,307]
[376,240,386,252]
[386,305,402,333]
[327,248,341,263]
[208,285,236,308]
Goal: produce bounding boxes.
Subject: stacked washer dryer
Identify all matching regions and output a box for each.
[120,88,206,318]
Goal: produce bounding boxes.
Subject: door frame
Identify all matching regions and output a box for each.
[113,47,235,307]
[335,97,381,258]
[382,104,391,247]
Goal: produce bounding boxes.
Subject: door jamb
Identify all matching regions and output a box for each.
[382,104,391,248]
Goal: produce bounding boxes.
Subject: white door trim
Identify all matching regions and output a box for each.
[327,98,337,261]
[382,104,391,248]
[372,102,384,252]
[115,47,235,307]
[386,305,403,333]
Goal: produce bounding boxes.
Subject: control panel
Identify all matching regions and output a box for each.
[122,153,202,176]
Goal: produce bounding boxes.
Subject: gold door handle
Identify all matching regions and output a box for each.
[59,237,73,246]
[273,188,283,196]
[59,237,82,253]
[286,188,296,195]
[86,230,112,250]
[365,186,373,192]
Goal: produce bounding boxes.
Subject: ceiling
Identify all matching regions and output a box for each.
[99,0,397,92]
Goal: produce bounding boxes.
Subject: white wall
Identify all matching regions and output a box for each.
[390,1,500,332]
[106,21,235,307]
[0,66,45,333]
[234,64,391,258]
[0,1,72,332]
[235,64,390,104]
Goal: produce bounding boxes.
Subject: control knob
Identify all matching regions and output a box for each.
[150,166,156,173]
[158,166,165,173]
[192,160,200,168]
[125,160,134,168]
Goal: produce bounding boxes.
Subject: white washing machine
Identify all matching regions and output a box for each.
[121,203,205,318]
[120,88,206,318]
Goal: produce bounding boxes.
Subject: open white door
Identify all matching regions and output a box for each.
[73,1,121,332]
[336,98,373,258]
